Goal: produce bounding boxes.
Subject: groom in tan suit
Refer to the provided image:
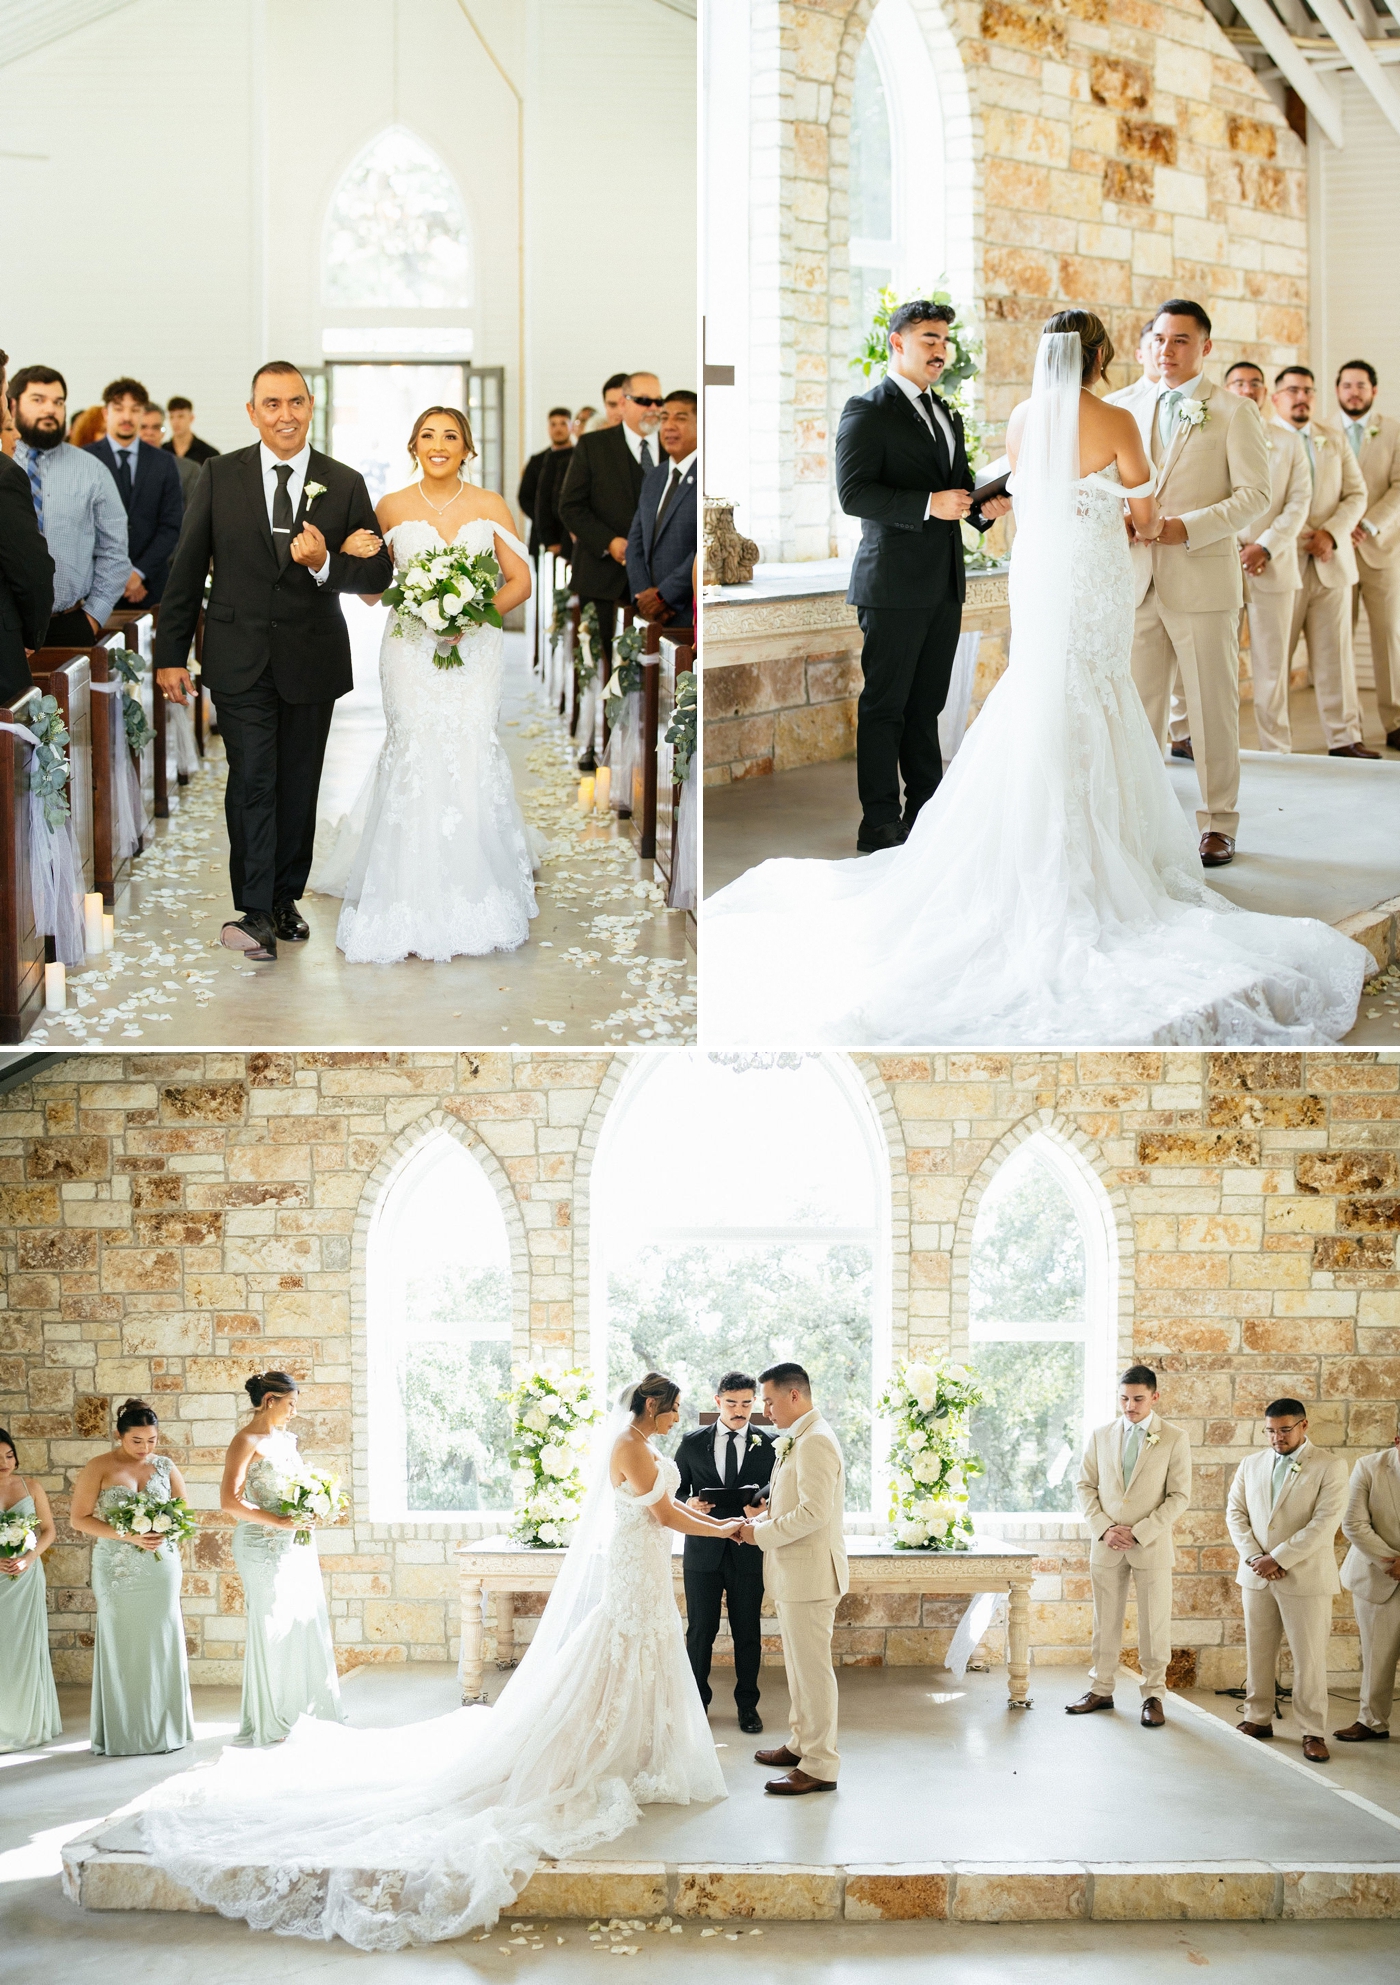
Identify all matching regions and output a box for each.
[1067,1363,1192,1727]
[740,1362,848,1795]
[1126,301,1270,867]
[1335,1432,1400,1742]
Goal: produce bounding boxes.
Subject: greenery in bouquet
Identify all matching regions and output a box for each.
[504,1363,601,1547]
[575,602,602,691]
[880,1358,983,1550]
[383,543,503,669]
[665,671,697,784]
[107,648,154,755]
[604,623,646,711]
[25,694,74,830]
[0,1508,39,1560]
[278,1467,349,1547]
[104,1486,199,1561]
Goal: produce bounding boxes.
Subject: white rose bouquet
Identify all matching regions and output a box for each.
[878,1358,984,1551]
[104,1486,199,1562]
[278,1467,349,1548]
[0,1509,39,1562]
[381,543,504,668]
[504,1363,601,1547]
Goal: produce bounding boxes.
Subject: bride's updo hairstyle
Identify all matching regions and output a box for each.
[1042,309,1115,385]
[245,1371,298,1409]
[407,405,477,468]
[116,1398,158,1433]
[624,1372,680,1420]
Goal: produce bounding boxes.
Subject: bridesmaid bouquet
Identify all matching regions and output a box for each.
[279,1468,348,1547]
[104,1488,198,1562]
[382,543,503,667]
[0,1509,38,1561]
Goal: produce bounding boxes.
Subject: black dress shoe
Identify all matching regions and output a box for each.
[739,1710,763,1735]
[1329,743,1381,758]
[856,821,907,854]
[1386,730,1400,752]
[1170,738,1194,761]
[273,900,310,942]
[219,912,277,961]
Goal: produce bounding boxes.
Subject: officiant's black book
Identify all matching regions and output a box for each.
[699,1483,770,1517]
[971,469,1010,510]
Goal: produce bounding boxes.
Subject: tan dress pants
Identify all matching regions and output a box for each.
[1245,589,1298,753]
[1132,587,1241,838]
[1354,1590,1400,1733]
[1356,561,1400,738]
[1290,561,1362,749]
[1088,1558,1173,1698]
[1241,1585,1333,1737]
[776,1596,840,1782]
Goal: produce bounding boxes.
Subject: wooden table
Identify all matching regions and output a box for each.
[455,1534,1035,1709]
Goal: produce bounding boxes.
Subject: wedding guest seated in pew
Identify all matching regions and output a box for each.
[85,376,184,606]
[6,363,126,647]
[626,389,697,632]
[0,348,54,702]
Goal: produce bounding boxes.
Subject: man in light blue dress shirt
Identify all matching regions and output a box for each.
[7,363,128,647]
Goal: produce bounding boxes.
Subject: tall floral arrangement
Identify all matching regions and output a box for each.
[504,1363,602,1546]
[879,1358,983,1550]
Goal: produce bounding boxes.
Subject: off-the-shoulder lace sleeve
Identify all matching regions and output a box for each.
[489,522,531,563]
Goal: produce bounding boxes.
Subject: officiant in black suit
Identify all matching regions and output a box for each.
[836,300,1012,853]
[675,1371,776,1735]
[154,361,392,960]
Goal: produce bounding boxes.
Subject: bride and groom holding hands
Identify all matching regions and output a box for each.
[154,360,537,967]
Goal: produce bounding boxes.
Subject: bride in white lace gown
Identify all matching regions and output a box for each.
[136,1375,734,1950]
[705,321,1366,1046]
[310,406,540,964]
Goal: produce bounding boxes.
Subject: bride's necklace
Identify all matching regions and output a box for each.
[419,478,466,517]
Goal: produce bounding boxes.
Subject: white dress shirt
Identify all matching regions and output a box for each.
[1155,373,1204,450]
[886,367,958,522]
[259,441,329,582]
[621,422,661,473]
[713,1420,750,1482]
[655,449,696,518]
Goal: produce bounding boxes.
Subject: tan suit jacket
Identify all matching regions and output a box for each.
[1131,377,1270,611]
[1241,425,1310,593]
[1351,412,1400,571]
[1227,1439,1348,1597]
[1295,419,1367,590]
[752,1410,849,1603]
[1341,1448,1400,1606]
[1076,1411,1192,1571]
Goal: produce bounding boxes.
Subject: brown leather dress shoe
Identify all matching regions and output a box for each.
[1141,1697,1165,1727]
[1334,1721,1389,1742]
[1170,738,1194,760]
[1329,743,1381,759]
[1065,1691,1115,1715]
[1199,832,1234,867]
[765,1769,836,1796]
[1302,1735,1330,1761]
[1236,1720,1273,1739]
[754,1745,800,1768]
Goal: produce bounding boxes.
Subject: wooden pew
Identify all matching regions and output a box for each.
[26,651,94,897]
[33,635,138,904]
[105,609,158,828]
[634,622,694,863]
[0,686,45,1044]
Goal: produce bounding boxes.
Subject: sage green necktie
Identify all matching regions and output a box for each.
[1123,1424,1143,1485]
[1157,389,1183,448]
[1302,431,1316,480]
[1348,422,1364,459]
[1270,1453,1294,1507]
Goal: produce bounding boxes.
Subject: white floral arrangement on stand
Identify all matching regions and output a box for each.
[504,1363,602,1547]
[879,1358,984,1550]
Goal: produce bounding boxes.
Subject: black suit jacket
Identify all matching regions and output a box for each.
[519,445,574,556]
[675,1423,775,1571]
[837,374,990,610]
[0,453,54,702]
[626,456,697,620]
[163,435,220,465]
[153,445,392,704]
[558,425,651,601]
[86,437,185,601]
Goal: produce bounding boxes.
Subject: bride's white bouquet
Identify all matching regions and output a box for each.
[0,1509,38,1560]
[278,1467,349,1547]
[879,1359,983,1550]
[103,1486,199,1562]
[504,1364,601,1546]
[382,543,503,669]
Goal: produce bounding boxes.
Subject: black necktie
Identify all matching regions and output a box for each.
[116,447,134,508]
[272,463,294,569]
[920,391,950,475]
[654,464,682,531]
[639,438,654,473]
[724,1427,739,1489]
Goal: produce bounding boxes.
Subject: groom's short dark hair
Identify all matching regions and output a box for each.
[760,1362,811,1395]
[250,360,310,399]
[716,1371,756,1395]
[1153,298,1211,336]
[887,299,955,346]
[1120,1365,1158,1390]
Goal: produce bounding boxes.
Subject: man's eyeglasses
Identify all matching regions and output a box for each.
[627,394,664,408]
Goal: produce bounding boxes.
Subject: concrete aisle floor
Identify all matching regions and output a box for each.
[29,610,693,1050]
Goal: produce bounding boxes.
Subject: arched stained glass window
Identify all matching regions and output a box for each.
[324,127,470,309]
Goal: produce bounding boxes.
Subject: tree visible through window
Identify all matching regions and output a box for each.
[848,35,894,361]
[324,128,470,309]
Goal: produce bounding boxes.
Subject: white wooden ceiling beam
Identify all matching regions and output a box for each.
[1230,0,1348,145]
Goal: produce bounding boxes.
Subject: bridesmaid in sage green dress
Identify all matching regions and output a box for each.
[69,1399,195,1756]
[0,1427,61,1751]
[221,1370,345,1745]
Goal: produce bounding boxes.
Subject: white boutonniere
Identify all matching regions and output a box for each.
[749,1432,763,1452]
[773,1434,795,1465]
[1287,1457,1304,1480]
[303,480,328,505]
[1144,1430,1160,1449]
[1313,433,1328,452]
[1366,424,1381,441]
[1177,401,1208,431]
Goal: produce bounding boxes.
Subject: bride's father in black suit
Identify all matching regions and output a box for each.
[836,300,1012,852]
[676,1371,776,1735]
[154,362,391,960]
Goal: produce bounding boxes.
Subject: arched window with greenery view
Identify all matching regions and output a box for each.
[323,127,470,309]
[593,1052,890,1512]
[367,1130,515,1520]
[966,1134,1117,1515]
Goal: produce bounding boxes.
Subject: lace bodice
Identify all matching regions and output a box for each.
[96,1454,173,1516]
[603,1453,679,1633]
[242,1431,301,1516]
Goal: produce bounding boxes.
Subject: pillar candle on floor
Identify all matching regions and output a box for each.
[44,963,65,1011]
[594,766,611,813]
[102,914,115,951]
[84,893,104,954]
[577,776,595,812]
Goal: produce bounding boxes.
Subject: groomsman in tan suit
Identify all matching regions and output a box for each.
[1126,301,1271,867]
[1066,1364,1192,1727]
[1335,360,1400,751]
[1224,361,1310,752]
[1272,365,1376,757]
[740,1362,848,1795]
[1227,1398,1348,1761]
[1334,1432,1400,1742]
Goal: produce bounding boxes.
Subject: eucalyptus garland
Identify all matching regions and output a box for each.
[549,585,572,640]
[576,602,601,691]
[24,695,73,830]
[108,648,154,755]
[665,669,697,784]
[604,623,646,704]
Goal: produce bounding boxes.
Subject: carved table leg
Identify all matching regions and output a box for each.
[460,1574,485,1703]
[1007,1578,1032,1708]
[495,1589,516,1669]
